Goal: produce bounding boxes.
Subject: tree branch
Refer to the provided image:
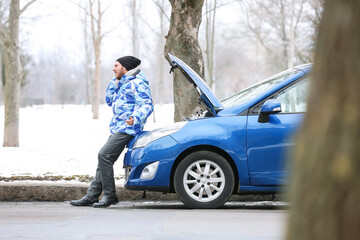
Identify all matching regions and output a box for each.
[101,15,126,38]
[0,25,7,46]
[100,0,114,15]
[138,15,161,37]
[151,0,170,22]
[20,0,37,16]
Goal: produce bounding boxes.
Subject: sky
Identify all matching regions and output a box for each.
[21,1,84,63]
[18,0,241,67]
[20,0,165,65]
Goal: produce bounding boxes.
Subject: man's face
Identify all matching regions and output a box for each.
[113,61,127,79]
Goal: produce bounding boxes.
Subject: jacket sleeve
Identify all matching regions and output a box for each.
[105,79,119,106]
[130,80,154,125]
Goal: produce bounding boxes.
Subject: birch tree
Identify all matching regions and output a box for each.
[0,2,7,101]
[145,0,171,124]
[81,2,93,105]
[1,0,36,147]
[204,0,216,91]
[151,0,170,107]
[164,0,205,122]
[74,0,124,117]
[241,0,308,70]
[130,0,139,56]
[287,0,360,239]
[88,0,102,119]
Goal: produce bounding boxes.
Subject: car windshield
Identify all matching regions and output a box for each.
[221,69,299,108]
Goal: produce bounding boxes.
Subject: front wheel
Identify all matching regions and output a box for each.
[174,151,235,209]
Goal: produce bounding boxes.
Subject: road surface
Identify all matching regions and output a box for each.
[0,201,287,240]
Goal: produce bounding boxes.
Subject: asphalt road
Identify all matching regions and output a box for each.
[0,201,287,240]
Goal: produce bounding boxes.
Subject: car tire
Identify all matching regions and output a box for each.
[174,151,235,209]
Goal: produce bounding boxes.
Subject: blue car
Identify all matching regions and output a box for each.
[124,53,311,208]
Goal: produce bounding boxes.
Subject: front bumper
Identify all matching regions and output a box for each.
[124,135,184,192]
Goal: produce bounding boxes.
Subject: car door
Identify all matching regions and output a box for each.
[246,76,310,185]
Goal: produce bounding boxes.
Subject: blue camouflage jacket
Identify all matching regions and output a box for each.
[105,69,154,135]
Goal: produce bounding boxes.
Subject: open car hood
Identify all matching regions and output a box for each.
[168,53,223,116]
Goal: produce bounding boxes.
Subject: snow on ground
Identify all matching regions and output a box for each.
[0,104,174,180]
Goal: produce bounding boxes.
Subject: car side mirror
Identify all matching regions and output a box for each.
[258,99,282,123]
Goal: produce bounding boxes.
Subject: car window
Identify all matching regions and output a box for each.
[221,69,299,108]
[250,76,310,115]
[275,77,310,113]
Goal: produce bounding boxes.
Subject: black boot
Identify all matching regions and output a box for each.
[92,195,119,208]
[70,196,99,206]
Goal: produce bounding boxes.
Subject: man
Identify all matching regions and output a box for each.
[70,56,153,208]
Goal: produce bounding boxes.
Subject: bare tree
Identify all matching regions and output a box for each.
[287,0,360,239]
[0,2,8,102]
[156,0,168,106]
[204,0,216,91]
[130,0,139,56]
[0,44,5,105]
[150,0,170,105]
[305,0,323,55]
[72,0,116,119]
[1,0,36,147]
[164,0,205,122]
[80,2,93,105]
[288,0,295,68]
[240,0,308,70]
[88,0,102,119]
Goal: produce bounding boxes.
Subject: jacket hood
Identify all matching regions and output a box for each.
[125,69,149,85]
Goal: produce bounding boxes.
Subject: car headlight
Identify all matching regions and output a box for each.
[133,121,187,149]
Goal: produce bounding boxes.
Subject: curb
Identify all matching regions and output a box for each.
[0,181,284,202]
[0,182,178,202]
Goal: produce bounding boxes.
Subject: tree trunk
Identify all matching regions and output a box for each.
[287,0,295,68]
[89,0,102,119]
[92,44,100,119]
[157,0,165,106]
[205,0,216,91]
[164,0,205,122]
[3,0,21,147]
[130,0,139,56]
[279,0,288,69]
[0,48,5,105]
[287,0,360,239]
[82,2,93,105]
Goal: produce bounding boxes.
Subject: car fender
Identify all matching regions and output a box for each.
[170,116,251,185]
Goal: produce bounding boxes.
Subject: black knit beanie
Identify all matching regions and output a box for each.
[116,56,141,71]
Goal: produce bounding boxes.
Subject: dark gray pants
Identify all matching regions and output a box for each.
[87,132,133,198]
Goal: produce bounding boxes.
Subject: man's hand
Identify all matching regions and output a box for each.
[125,116,134,126]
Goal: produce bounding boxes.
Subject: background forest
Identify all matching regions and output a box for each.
[0,0,321,107]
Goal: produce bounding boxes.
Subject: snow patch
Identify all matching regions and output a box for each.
[0,104,174,179]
